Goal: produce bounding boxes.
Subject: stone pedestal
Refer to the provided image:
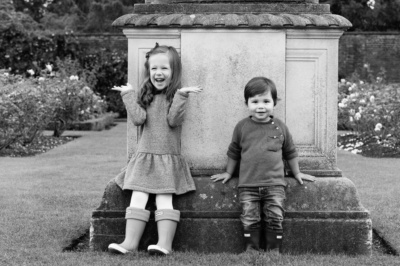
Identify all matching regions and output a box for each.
[90,0,372,255]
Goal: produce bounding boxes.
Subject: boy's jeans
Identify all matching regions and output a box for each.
[239,186,286,232]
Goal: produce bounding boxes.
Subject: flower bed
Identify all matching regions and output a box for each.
[337,69,400,157]
[0,57,108,154]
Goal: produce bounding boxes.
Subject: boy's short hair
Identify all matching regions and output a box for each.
[244,77,278,106]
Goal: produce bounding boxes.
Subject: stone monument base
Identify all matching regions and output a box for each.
[90,177,372,255]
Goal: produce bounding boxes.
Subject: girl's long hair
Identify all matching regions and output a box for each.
[137,43,182,108]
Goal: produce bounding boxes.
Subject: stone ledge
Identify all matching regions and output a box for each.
[112,12,352,29]
[92,210,371,220]
[90,216,372,254]
[90,176,372,254]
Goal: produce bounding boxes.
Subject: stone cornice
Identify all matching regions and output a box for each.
[113,13,352,29]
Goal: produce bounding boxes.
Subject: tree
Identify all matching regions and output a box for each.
[13,0,53,22]
[322,0,400,31]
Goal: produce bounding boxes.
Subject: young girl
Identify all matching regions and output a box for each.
[108,43,202,256]
[210,77,315,253]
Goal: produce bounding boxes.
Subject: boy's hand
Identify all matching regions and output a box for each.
[111,83,133,92]
[294,172,316,185]
[210,172,232,184]
[180,86,203,94]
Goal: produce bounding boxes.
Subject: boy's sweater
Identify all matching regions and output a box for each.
[227,116,298,188]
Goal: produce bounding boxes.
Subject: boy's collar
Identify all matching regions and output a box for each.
[249,115,274,124]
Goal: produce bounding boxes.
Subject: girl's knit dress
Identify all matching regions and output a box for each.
[115,89,196,195]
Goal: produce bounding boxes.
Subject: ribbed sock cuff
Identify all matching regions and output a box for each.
[154,209,180,222]
[125,207,150,222]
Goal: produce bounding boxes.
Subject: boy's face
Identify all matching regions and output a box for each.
[247,91,274,123]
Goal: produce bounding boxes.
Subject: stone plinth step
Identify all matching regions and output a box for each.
[90,176,372,255]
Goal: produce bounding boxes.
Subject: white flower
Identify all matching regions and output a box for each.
[190,14,196,19]
[354,112,361,120]
[349,116,354,122]
[3,73,9,77]
[27,69,35,75]
[367,0,375,9]
[349,109,355,115]
[360,80,364,85]
[369,95,375,103]
[46,63,53,72]
[359,99,366,104]
[340,79,346,83]
[338,102,347,108]
[341,98,348,104]
[358,106,364,113]
[375,123,383,132]
[38,77,45,81]
[363,63,369,68]
[70,75,79,80]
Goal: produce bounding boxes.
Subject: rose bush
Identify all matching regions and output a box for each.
[337,68,400,156]
[0,58,107,152]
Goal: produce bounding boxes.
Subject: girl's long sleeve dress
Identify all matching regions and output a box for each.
[115,89,196,195]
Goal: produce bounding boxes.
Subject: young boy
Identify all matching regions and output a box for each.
[210,77,315,252]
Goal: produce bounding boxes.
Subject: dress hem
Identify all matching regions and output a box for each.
[122,184,196,195]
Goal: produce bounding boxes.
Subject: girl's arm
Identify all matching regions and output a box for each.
[287,157,316,184]
[210,157,238,184]
[167,86,202,127]
[112,84,146,126]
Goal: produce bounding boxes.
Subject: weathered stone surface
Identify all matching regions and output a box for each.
[112,12,351,29]
[91,215,371,254]
[90,218,244,253]
[94,177,366,213]
[90,177,372,254]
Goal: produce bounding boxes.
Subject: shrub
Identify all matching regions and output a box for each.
[0,22,127,117]
[0,58,108,152]
[337,68,400,155]
[0,71,55,150]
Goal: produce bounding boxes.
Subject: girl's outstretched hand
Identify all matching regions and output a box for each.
[180,86,203,94]
[111,83,133,92]
[294,172,316,185]
[210,172,232,184]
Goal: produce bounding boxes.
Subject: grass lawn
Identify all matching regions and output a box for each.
[337,149,400,254]
[1,123,399,265]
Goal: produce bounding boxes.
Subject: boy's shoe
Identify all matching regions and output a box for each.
[108,243,131,255]
[147,244,170,255]
[243,227,261,252]
[265,230,283,253]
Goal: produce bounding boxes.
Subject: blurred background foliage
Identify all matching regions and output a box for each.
[1,0,400,119]
[4,0,400,33]
[321,0,400,31]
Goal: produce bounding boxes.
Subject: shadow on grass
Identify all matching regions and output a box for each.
[63,228,399,256]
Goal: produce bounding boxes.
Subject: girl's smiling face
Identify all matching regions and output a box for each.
[247,90,275,123]
[149,53,172,91]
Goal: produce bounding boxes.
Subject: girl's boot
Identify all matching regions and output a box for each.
[243,227,261,252]
[148,209,180,255]
[108,207,150,254]
[265,229,283,253]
